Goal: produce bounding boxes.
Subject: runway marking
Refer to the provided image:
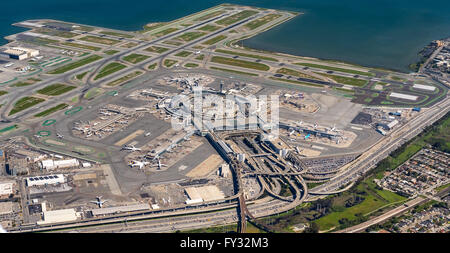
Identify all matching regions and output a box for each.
[37,130,51,137]
[65,106,83,116]
[351,126,363,131]
[42,119,56,126]
[114,129,145,146]
[311,145,325,150]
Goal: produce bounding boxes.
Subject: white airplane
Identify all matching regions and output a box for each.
[121,145,141,152]
[328,124,337,132]
[56,133,64,139]
[183,136,191,141]
[296,121,303,126]
[34,135,42,138]
[100,111,111,116]
[90,196,108,208]
[145,132,152,137]
[195,51,201,54]
[152,158,167,170]
[295,146,302,154]
[129,160,150,170]
[86,132,93,138]
[314,123,318,129]
[289,130,296,136]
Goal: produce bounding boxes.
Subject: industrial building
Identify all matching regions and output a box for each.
[0,181,14,196]
[389,92,418,101]
[26,174,65,187]
[0,47,39,60]
[38,207,79,225]
[40,159,79,170]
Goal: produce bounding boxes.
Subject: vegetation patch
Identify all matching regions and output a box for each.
[276,68,319,79]
[34,28,77,38]
[61,42,101,51]
[123,53,150,64]
[176,31,207,42]
[104,50,119,55]
[120,42,138,48]
[184,63,199,68]
[198,24,221,32]
[0,91,7,96]
[163,59,178,68]
[48,55,102,74]
[37,83,76,96]
[295,63,374,77]
[315,72,368,87]
[174,51,192,57]
[106,71,143,87]
[34,103,68,117]
[216,49,278,62]
[195,54,205,61]
[216,10,258,26]
[79,36,121,45]
[94,62,127,80]
[154,28,179,37]
[145,46,169,54]
[202,35,227,45]
[245,14,282,30]
[194,10,226,21]
[9,96,45,115]
[147,63,158,70]
[76,72,88,80]
[11,77,41,87]
[211,56,270,71]
[84,88,103,99]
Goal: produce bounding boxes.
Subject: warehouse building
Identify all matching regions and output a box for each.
[37,207,79,225]
[26,174,65,187]
[0,47,39,60]
[40,159,79,170]
[0,181,14,196]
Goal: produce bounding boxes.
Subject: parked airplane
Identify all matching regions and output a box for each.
[121,145,141,152]
[152,158,167,170]
[56,133,63,139]
[145,132,152,137]
[129,160,150,170]
[91,196,108,208]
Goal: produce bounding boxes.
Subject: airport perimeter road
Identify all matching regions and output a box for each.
[335,197,425,233]
[309,96,450,195]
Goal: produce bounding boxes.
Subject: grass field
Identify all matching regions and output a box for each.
[210,66,258,76]
[123,54,150,64]
[37,83,76,96]
[48,55,102,74]
[295,62,374,77]
[9,96,45,115]
[145,46,169,54]
[211,56,270,71]
[316,72,368,87]
[202,35,227,45]
[0,125,18,133]
[163,40,183,46]
[11,77,41,87]
[120,42,138,48]
[163,59,178,68]
[198,24,221,32]
[76,72,88,80]
[104,50,119,55]
[79,36,121,45]
[61,42,101,51]
[215,49,278,62]
[195,54,205,60]
[176,31,207,42]
[94,62,127,80]
[99,31,134,38]
[143,22,166,31]
[106,71,143,86]
[276,68,319,79]
[147,63,158,70]
[184,63,199,68]
[154,27,179,37]
[84,88,103,99]
[174,51,192,57]
[216,10,258,26]
[34,103,68,117]
[245,14,282,30]
[194,10,226,21]
[34,28,78,38]
[0,91,7,96]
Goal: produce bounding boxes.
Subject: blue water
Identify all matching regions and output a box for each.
[1,0,449,72]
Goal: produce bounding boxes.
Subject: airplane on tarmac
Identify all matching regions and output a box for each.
[56,133,64,139]
[91,196,108,208]
[129,160,150,170]
[121,145,142,152]
[152,157,167,170]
